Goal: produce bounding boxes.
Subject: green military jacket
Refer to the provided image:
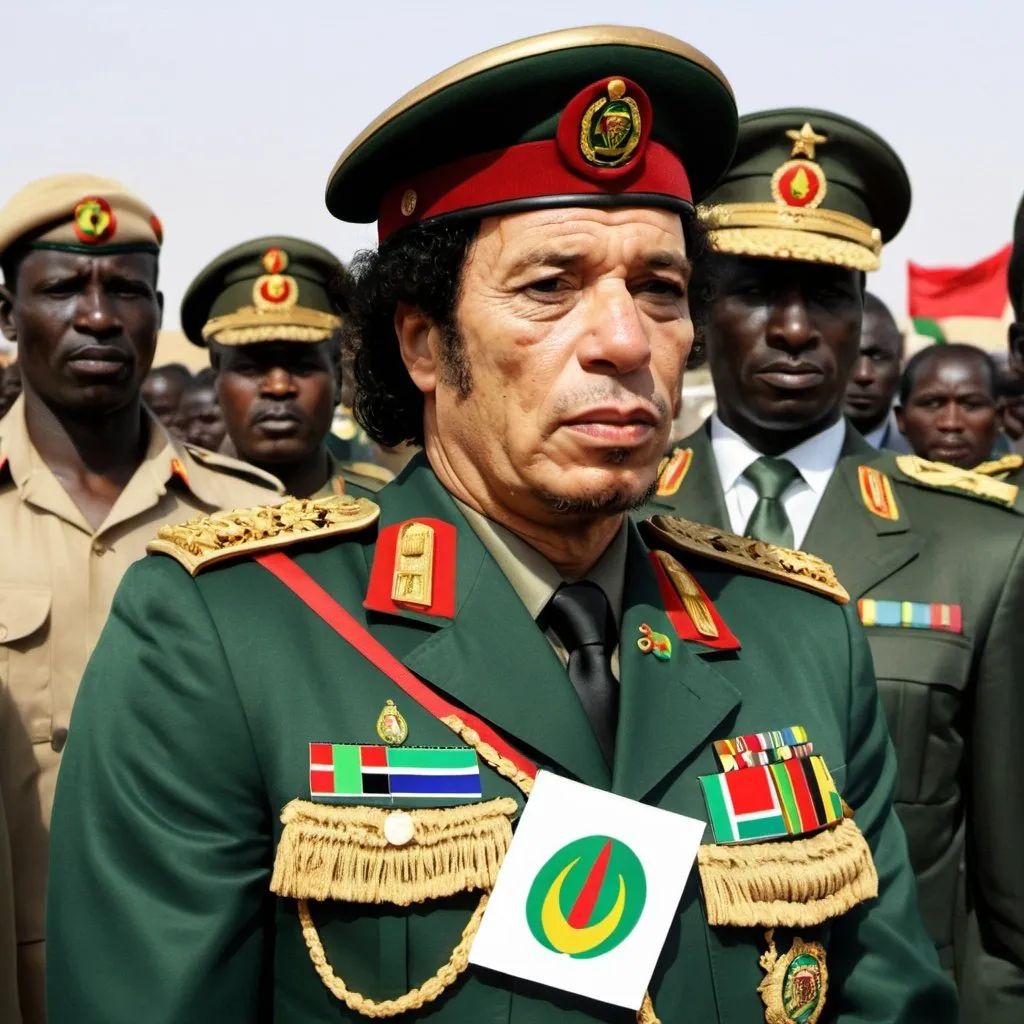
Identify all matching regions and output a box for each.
[645,421,1024,1021]
[47,456,952,1023]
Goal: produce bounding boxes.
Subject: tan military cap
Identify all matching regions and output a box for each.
[0,173,163,257]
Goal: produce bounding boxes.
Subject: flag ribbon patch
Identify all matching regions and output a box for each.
[701,725,842,844]
[309,743,482,801]
[857,598,962,634]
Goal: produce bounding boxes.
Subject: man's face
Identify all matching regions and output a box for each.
[178,385,226,452]
[895,354,998,468]
[416,206,692,518]
[0,250,162,414]
[141,372,186,427]
[843,307,902,432]
[704,255,863,436]
[214,341,338,465]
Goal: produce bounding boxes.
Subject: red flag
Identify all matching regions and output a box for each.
[907,244,1012,319]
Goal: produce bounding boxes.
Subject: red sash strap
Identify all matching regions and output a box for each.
[255,551,537,780]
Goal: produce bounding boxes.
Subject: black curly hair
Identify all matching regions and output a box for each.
[341,207,708,449]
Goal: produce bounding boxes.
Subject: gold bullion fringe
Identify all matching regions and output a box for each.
[298,893,488,1018]
[707,227,880,273]
[697,817,879,928]
[271,797,517,906]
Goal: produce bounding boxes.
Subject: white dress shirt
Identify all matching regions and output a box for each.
[710,415,847,549]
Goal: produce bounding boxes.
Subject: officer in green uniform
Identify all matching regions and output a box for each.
[181,236,392,500]
[645,107,1024,1020]
[48,34,952,1024]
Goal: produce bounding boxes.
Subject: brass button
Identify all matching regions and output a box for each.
[91,539,106,555]
[51,727,69,753]
[400,189,417,217]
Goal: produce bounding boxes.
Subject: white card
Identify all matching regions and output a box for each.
[469,770,705,1010]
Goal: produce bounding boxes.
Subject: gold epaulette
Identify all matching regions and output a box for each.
[894,454,1020,509]
[972,453,1024,478]
[147,495,380,576]
[644,515,849,605]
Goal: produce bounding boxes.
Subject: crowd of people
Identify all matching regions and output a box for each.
[1,22,1023,1024]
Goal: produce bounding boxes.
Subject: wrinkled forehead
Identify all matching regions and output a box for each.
[16,246,158,284]
[470,204,689,270]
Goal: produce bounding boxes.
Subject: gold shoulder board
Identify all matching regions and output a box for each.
[894,454,1020,509]
[644,515,849,604]
[147,495,380,576]
[972,453,1024,478]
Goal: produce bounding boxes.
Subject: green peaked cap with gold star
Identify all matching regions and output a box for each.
[700,107,911,272]
[180,235,344,348]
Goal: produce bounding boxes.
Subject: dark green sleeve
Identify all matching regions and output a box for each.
[47,558,272,1023]
[961,533,1024,1022]
[829,603,958,1022]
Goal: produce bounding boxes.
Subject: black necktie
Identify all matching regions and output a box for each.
[541,581,618,766]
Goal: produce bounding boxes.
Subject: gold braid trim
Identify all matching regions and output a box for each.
[297,893,487,1018]
[212,324,336,344]
[701,202,882,253]
[201,304,342,343]
[441,714,535,796]
[895,454,1020,508]
[697,817,878,929]
[706,227,879,272]
[271,798,517,905]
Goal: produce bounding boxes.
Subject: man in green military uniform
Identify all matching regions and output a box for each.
[48,32,952,1023]
[645,108,1024,1019]
[181,236,392,499]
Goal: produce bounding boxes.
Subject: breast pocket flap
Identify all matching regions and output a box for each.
[866,630,972,690]
[0,585,51,644]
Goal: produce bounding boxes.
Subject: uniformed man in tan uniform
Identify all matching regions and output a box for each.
[0,173,283,1023]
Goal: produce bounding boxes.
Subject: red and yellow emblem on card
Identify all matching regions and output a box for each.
[655,447,693,497]
[857,465,899,520]
[253,247,299,309]
[771,122,829,211]
[72,196,116,244]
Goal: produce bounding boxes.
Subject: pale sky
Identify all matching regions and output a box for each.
[3,0,1019,330]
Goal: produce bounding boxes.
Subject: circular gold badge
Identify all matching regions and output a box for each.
[400,189,418,217]
[579,79,642,168]
[759,934,827,1024]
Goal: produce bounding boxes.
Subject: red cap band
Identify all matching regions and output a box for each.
[377,76,691,240]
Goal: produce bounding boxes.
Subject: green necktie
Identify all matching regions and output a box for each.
[742,456,801,547]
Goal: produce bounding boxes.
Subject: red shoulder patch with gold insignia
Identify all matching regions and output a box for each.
[170,457,190,488]
[365,518,456,619]
[857,465,899,520]
[650,551,740,651]
[656,447,693,497]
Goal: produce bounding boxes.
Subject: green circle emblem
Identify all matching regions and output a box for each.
[525,835,646,959]
[782,951,823,1023]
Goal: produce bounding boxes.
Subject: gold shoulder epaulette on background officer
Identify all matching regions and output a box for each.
[148,495,379,575]
[893,454,1020,509]
[644,515,849,604]
[973,453,1024,479]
